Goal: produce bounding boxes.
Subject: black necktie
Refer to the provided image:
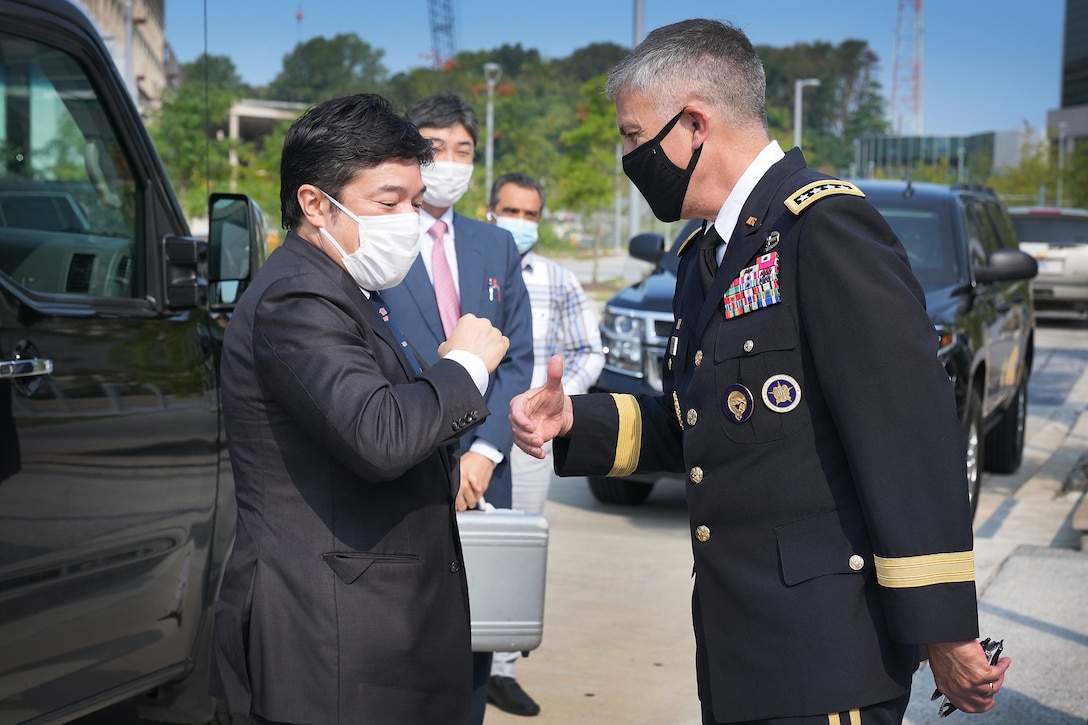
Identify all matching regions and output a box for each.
[700,224,721,294]
[369,291,423,374]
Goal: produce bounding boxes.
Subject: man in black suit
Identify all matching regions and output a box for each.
[511,19,1011,725]
[382,95,533,724]
[210,93,509,725]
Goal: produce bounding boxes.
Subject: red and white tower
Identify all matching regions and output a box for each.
[890,0,924,135]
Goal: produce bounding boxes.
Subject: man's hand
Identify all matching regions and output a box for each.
[510,355,573,459]
[926,639,1011,714]
[455,451,495,511]
[440,314,509,373]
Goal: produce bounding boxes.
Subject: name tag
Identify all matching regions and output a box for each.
[723,252,780,319]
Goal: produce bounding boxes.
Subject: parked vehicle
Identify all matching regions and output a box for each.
[593,180,1037,512]
[0,1,262,723]
[1009,206,1088,313]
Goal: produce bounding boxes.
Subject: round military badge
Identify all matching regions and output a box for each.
[761,374,801,413]
[722,384,754,423]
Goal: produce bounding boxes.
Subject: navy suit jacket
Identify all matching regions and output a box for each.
[382,213,533,508]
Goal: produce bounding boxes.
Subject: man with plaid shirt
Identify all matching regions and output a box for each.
[485,172,604,717]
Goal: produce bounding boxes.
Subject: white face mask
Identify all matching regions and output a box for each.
[319,191,421,291]
[492,215,539,255]
[420,160,474,208]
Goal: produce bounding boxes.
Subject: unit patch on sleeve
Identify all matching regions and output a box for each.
[723,252,780,319]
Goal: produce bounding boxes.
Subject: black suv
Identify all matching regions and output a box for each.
[0,2,262,723]
[593,180,1037,512]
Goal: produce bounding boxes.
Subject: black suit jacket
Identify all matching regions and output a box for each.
[555,150,979,721]
[382,214,533,508]
[210,233,489,723]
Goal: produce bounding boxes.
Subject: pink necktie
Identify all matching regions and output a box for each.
[429,220,460,338]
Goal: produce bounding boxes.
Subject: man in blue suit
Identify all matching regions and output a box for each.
[384,94,532,511]
[382,94,533,724]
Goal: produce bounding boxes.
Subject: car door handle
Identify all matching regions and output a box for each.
[0,357,53,379]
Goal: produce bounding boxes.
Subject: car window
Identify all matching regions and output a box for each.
[962,200,993,272]
[985,202,1019,251]
[965,198,1003,257]
[1012,216,1088,245]
[872,204,961,290]
[0,31,141,299]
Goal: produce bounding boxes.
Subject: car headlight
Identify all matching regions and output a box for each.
[602,310,645,373]
[935,325,955,361]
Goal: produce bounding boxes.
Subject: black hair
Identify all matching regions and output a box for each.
[279,93,432,230]
[406,94,480,147]
[489,173,545,211]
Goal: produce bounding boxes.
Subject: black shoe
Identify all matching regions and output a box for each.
[487,675,541,716]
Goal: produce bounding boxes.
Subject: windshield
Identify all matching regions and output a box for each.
[1012,216,1088,245]
[873,205,962,290]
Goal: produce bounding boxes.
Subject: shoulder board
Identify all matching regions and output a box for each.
[784,180,865,215]
[675,227,702,257]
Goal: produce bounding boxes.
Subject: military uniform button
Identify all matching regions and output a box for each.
[849,555,865,571]
[450,560,461,573]
[667,358,673,371]
[743,339,755,353]
[689,466,703,484]
[695,350,703,366]
[695,525,711,542]
[686,409,698,427]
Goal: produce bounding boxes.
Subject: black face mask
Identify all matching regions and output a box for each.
[622,108,702,223]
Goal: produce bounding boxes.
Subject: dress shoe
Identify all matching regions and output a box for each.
[487,675,541,716]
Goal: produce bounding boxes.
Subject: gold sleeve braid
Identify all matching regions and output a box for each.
[872,551,975,589]
[606,393,642,477]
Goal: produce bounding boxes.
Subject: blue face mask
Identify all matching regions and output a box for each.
[493,215,539,255]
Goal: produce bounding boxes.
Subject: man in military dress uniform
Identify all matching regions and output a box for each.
[510,18,1011,725]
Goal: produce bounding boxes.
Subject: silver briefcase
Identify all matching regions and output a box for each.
[456,507,548,652]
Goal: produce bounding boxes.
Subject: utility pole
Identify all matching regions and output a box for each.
[626,0,645,242]
[1058,121,1067,208]
[483,62,502,199]
[793,78,820,151]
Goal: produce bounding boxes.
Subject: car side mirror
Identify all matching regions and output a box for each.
[975,249,1038,284]
[629,232,666,266]
[208,193,266,309]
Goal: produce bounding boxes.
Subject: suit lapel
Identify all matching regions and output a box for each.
[350,285,422,380]
[401,255,446,342]
[284,232,422,380]
[453,214,486,315]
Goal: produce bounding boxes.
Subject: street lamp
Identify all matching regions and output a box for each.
[793,78,820,151]
[483,62,502,198]
[1058,121,1067,208]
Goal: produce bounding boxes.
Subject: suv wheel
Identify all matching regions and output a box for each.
[963,389,984,515]
[983,374,1028,474]
[587,476,655,505]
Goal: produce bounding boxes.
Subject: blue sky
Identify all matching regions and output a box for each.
[166,0,1064,136]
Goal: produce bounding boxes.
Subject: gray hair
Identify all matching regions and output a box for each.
[605,19,767,131]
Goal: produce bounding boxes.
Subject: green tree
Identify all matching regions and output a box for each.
[148,79,235,219]
[759,39,887,172]
[266,34,389,104]
[558,42,629,83]
[182,53,248,94]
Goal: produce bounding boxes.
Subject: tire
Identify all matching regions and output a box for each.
[984,374,1028,474]
[587,476,655,505]
[962,388,984,517]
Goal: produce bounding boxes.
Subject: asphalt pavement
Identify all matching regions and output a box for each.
[487,254,1088,725]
